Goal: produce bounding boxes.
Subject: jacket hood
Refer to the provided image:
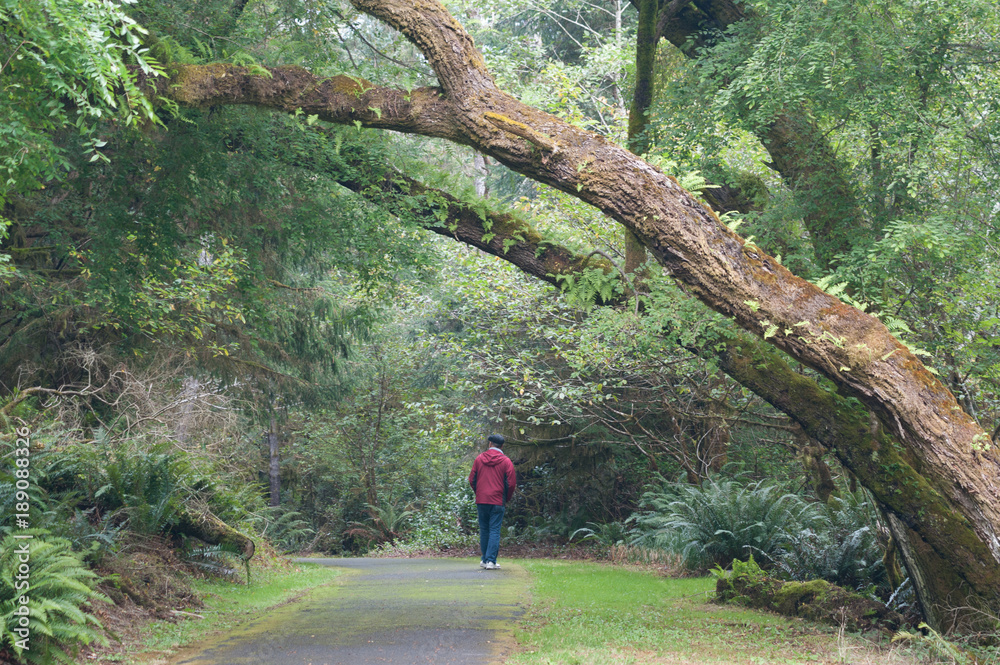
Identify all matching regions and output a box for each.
[480,447,507,466]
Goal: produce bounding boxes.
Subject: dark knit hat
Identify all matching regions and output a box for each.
[487,434,505,447]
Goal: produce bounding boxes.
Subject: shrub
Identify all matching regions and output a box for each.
[569,521,629,547]
[391,478,477,551]
[94,442,186,535]
[503,516,563,544]
[773,491,888,593]
[631,478,894,595]
[630,478,822,569]
[0,532,109,664]
[250,507,315,553]
[183,541,250,583]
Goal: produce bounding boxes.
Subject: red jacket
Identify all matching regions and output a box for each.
[468,447,516,505]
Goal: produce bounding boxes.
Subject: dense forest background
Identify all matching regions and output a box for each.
[1,0,999,661]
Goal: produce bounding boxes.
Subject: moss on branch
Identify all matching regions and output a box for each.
[484,112,559,153]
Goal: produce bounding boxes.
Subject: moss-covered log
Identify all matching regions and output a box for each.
[173,507,256,560]
[144,0,1000,631]
[716,570,906,633]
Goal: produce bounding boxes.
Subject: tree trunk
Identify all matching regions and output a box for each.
[628,0,658,157]
[145,0,1000,630]
[175,376,199,444]
[473,152,489,198]
[268,416,280,507]
[622,0,657,276]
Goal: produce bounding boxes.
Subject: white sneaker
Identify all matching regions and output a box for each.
[479,561,487,569]
[485,562,500,570]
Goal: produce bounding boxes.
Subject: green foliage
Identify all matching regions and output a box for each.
[554,267,624,309]
[712,551,767,584]
[682,0,1000,415]
[569,521,629,547]
[282,312,480,553]
[183,541,249,582]
[92,442,186,536]
[459,0,634,142]
[0,531,109,664]
[772,492,888,593]
[59,509,123,567]
[251,507,315,553]
[631,477,895,596]
[631,477,822,569]
[1,105,416,399]
[353,500,416,544]
[399,477,477,551]
[0,0,160,205]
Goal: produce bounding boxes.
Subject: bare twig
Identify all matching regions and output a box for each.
[333,10,426,74]
[1,39,27,75]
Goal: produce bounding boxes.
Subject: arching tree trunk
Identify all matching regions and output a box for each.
[143,0,1000,631]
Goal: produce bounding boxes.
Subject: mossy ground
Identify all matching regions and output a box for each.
[716,569,905,633]
[508,560,926,665]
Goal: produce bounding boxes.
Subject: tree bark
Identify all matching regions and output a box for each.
[145,0,1000,630]
[268,416,280,508]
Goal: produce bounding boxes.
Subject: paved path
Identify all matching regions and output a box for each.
[168,558,527,665]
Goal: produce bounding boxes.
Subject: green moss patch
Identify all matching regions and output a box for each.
[715,568,905,633]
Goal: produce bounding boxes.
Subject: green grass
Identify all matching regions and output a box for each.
[103,562,342,664]
[508,560,922,665]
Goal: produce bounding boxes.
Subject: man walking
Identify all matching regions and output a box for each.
[468,434,516,570]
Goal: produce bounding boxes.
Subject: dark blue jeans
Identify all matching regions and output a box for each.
[476,503,505,564]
